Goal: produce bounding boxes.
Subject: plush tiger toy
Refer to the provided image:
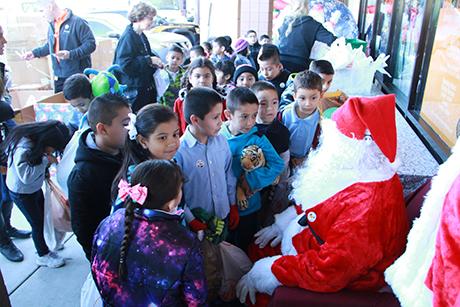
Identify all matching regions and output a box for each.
[237,145,280,210]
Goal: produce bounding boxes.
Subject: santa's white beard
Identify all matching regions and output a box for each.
[290,119,399,211]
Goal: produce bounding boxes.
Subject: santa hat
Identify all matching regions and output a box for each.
[331,94,397,163]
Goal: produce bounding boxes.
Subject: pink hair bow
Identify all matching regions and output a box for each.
[118,179,148,205]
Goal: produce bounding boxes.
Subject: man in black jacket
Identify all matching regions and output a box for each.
[23,0,96,93]
[67,93,131,261]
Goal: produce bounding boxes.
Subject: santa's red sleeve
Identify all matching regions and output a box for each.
[173,97,187,136]
[272,175,409,293]
[425,172,460,307]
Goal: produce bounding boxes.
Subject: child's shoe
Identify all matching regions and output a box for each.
[36,252,65,268]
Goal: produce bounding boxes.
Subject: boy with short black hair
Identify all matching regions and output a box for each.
[211,36,231,63]
[310,59,348,111]
[63,73,93,136]
[259,34,271,45]
[190,45,206,62]
[68,93,131,260]
[215,60,235,95]
[258,44,291,100]
[280,70,323,168]
[251,81,291,227]
[175,87,239,238]
[246,30,261,71]
[160,45,185,109]
[221,87,284,252]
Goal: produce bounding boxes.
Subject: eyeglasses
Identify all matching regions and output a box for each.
[145,16,154,21]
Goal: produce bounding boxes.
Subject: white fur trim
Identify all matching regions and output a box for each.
[250,256,283,295]
[281,214,306,256]
[274,206,299,231]
[385,140,460,307]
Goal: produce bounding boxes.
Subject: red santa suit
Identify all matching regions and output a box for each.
[386,138,460,307]
[237,94,409,305]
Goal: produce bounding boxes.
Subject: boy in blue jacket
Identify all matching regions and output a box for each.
[221,87,284,253]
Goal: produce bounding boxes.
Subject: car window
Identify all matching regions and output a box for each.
[87,20,114,38]
[146,0,179,10]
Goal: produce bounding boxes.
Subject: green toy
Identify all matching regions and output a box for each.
[84,65,126,97]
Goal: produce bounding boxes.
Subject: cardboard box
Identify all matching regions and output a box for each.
[91,38,118,72]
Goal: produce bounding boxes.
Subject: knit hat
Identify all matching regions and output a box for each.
[234,64,258,83]
[91,71,120,97]
[331,94,397,163]
[235,38,249,53]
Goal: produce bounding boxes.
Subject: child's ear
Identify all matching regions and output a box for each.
[278,63,283,71]
[165,198,176,212]
[220,46,225,53]
[292,92,297,102]
[95,122,108,136]
[223,109,232,121]
[224,74,231,81]
[320,91,325,100]
[137,134,148,149]
[190,114,200,127]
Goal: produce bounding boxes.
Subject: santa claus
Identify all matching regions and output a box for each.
[385,134,460,306]
[236,94,409,305]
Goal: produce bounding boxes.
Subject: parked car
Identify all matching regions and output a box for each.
[83,13,191,62]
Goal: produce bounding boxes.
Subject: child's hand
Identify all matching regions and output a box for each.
[291,157,306,168]
[45,153,58,165]
[238,175,254,199]
[338,92,349,104]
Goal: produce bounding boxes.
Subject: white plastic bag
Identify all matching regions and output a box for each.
[218,241,253,302]
[81,272,102,307]
[43,179,67,252]
[154,69,169,102]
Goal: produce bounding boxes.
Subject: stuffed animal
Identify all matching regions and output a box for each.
[237,145,280,210]
[84,65,126,97]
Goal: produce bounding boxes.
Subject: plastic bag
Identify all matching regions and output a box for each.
[80,272,102,307]
[201,237,222,302]
[218,241,253,302]
[154,69,169,102]
[43,178,71,251]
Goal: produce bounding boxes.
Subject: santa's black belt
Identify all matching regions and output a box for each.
[298,214,325,245]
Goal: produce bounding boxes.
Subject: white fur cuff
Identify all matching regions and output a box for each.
[274,206,298,231]
[250,256,283,295]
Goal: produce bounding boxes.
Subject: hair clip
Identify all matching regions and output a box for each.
[118,179,148,205]
[125,113,138,140]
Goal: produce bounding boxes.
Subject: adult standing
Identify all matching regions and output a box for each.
[113,1,164,113]
[22,0,96,93]
[0,25,32,263]
[278,0,337,73]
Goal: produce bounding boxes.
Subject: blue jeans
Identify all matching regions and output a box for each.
[0,175,13,246]
[9,190,49,256]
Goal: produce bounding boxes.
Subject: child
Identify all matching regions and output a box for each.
[211,36,231,63]
[310,59,348,111]
[68,93,131,261]
[1,120,70,267]
[251,81,291,227]
[111,103,180,211]
[201,41,212,58]
[173,57,226,136]
[246,30,261,71]
[233,38,254,68]
[63,73,93,136]
[234,64,258,89]
[259,34,271,45]
[258,43,291,100]
[280,70,323,168]
[175,87,239,236]
[92,159,207,306]
[190,45,206,62]
[215,60,235,95]
[160,46,185,109]
[221,87,284,252]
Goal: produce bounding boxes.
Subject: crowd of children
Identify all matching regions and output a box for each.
[1,26,351,305]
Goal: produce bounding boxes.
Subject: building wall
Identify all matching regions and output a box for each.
[239,0,273,38]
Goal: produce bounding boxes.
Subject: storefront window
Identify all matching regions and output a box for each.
[377,0,393,55]
[420,0,460,148]
[393,0,426,96]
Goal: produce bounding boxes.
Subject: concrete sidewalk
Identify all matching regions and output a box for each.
[1,208,89,307]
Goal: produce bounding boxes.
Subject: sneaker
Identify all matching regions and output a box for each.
[7,228,32,239]
[36,252,65,268]
[0,242,24,262]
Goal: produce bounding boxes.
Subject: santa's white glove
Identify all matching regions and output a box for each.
[236,273,257,305]
[254,223,283,248]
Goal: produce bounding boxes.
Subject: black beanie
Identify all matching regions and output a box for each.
[234,64,258,83]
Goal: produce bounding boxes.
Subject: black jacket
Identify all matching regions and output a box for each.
[278,15,336,69]
[32,9,96,78]
[259,69,291,100]
[113,24,158,88]
[67,129,122,260]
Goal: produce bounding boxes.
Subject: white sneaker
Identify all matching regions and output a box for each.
[36,252,66,268]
